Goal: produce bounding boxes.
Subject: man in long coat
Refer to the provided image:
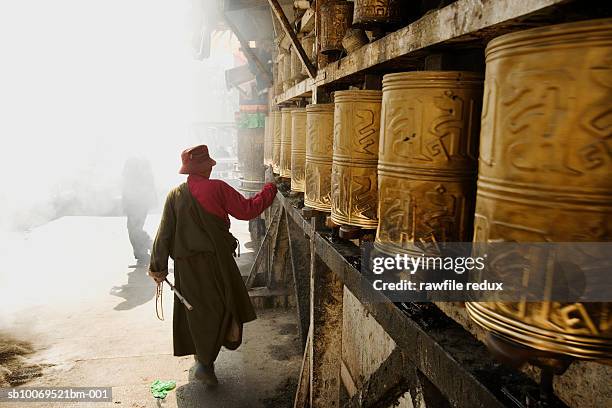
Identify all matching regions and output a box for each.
[148,145,277,385]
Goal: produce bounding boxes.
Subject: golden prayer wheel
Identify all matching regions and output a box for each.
[273,61,283,96]
[305,104,335,212]
[375,71,483,255]
[282,50,292,91]
[291,108,307,192]
[320,1,354,56]
[271,110,282,174]
[263,115,273,166]
[279,107,293,179]
[352,0,402,30]
[342,28,369,54]
[237,127,265,193]
[331,90,382,229]
[466,19,612,361]
[301,34,315,77]
[291,36,307,83]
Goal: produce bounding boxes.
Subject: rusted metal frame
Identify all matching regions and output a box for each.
[246,204,282,288]
[274,192,567,408]
[267,0,317,79]
[286,213,312,346]
[309,232,343,407]
[223,13,273,86]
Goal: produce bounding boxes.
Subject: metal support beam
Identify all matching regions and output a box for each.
[224,14,273,86]
[267,0,317,79]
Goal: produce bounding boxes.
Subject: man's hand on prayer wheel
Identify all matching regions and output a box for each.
[148,270,168,284]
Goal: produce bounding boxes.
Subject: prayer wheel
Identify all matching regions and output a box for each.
[273,61,283,96]
[237,127,265,193]
[465,19,612,361]
[271,111,282,174]
[263,116,272,166]
[320,1,354,56]
[331,90,382,228]
[291,36,307,83]
[291,108,307,192]
[305,103,335,212]
[352,0,402,30]
[282,50,292,91]
[279,107,293,179]
[300,34,316,78]
[342,28,369,54]
[376,71,483,255]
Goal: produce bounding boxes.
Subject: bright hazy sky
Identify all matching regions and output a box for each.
[0,0,238,229]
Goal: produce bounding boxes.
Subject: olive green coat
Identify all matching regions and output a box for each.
[149,183,256,364]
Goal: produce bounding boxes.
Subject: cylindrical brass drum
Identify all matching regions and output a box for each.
[263,115,273,166]
[305,104,335,212]
[237,127,265,193]
[375,72,483,255]
[342,28,369,54]
[301,34,315,78]
[353,0,401,30]
[466,19,612,360]
[271,110,282,174]
[331,90,382,228]
[291,108,307,192]
[291,37,307,83]
[320,1,354,55]
[273,61,283,96]
[282,50,292,91]
[280,107,293,179]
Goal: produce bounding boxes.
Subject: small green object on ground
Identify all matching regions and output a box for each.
[150,379,176,399]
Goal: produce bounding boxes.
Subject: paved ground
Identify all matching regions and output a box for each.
[0,215,301,407]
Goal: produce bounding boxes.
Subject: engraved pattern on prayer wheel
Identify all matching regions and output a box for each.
[465,19,612,360]
[320,1,354,55]
[237,127,265,193]
[376,72,483,255]
[342,28,369,54]
[291,108,307,192]
[305,104,335,211]
[331,90,382,228]
[280,107,293,179]
[263,116,272,166]
[271,111,282,174]
[353,0,402,30]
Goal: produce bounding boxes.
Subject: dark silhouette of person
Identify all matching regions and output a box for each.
[122,157,157,265]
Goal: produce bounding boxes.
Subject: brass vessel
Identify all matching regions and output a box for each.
[300,34,316,78]
[263,115,273,166]
[376,71,483,255]
[237,127,265,193]
[305,103,335,211]
[291,108,307,192]
[466,19,612,361]
[331,90,382,229]
[282,50,292,91]
[280,107,293,179]
[342,28,369,54]
[320,1,354,56]
[271,110,282,174]
[353,0,402,30]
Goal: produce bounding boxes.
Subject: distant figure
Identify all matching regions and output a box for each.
[122,157,157,265]
[148,145,276,386]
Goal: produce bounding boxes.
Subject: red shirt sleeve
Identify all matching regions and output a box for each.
[221,181,277,221]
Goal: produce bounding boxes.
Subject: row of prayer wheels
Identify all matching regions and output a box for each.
[264,19,612,363]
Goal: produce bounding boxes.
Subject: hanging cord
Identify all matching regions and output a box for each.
[155,281,164,321]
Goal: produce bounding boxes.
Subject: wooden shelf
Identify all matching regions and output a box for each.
[274,0,591,105]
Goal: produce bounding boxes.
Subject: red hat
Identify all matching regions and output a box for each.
[179,145,217,174]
